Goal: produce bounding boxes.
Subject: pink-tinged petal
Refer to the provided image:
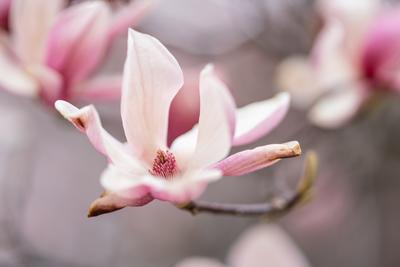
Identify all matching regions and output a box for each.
[233,92,290,147]
[100,164,152,199]
[228,225,311,267]
[361,6,400,91]
[108,0,155,41]
[54,100,142,172]
[88,190,153,217]
[46,1,111,87]
[308,83,369,129]
[311,18,357,87]
[0,42,38,96]
[149,169,222,204]
[11,0,64,64]
[28,65,62,105]
[71,75,122,102]
[214,141,301,177]
[176,258,226,267]
[121,29,183,163]
[181,64,235,172]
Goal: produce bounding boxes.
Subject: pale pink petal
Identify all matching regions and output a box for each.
[121,29,183,163]
[0,42,38,96]
[361,6,400,91]
[11,0,64,64]
[233,92,290,146]
[100,164,153,200]
[214,141,301,177]
[71,75,122,102]
[28,65,62,105]
[308,83,369,129]
[228,225,311,267]
[276,57,322,109]
[108,0,155,41]
[176,258,226,267]
[311,18,357,87]
[149,168,222,204]
[46,2,111,87]
[178,64,235,172]
[88,190,153,217]
[54,100,142,172]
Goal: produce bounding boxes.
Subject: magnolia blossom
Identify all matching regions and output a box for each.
[55,29,301,216]
[176,224,311,267]
[0,0,152,105]
[276,0,380,128]
[361,5,400,93]
[0,0,11,29]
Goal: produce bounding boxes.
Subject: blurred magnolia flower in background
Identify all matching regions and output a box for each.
[0,0,152,105]
[276,0,386,129]
[0,0,11,29]
[176,224,311,267]
[55,29,301,217]
[362,5,400,93]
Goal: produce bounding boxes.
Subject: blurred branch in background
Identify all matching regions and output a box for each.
[180,151,318,218]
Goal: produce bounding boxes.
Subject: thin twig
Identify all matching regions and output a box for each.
[180,151,318,218]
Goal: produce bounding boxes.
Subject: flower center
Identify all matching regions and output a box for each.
[150,150,179,179]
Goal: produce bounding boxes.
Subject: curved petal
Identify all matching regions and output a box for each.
[176,258,226,267]
[214,141,301,177]
[233,92,290,146]
[275,57,323,108]
[29,64,63,105]
[88,190,153,217]
[0,43,38,96]
[176,65,235,172]
[54,100,141,171]
[11,0,64,64]
[308,83,369,129]
[108,0,155,41]
[149,168,222,204]
[71,75,122,102]
[100,164,153,199]
[121,29,183,163]
[228,225,311,267]
[46,1,111,86]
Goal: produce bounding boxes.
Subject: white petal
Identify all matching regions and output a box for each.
[55,100,142,172]
[121,29,183,163]
[308,83,368,129]
[0,42,38,97]
[228,225,311,267]
[176,258,226,267]
[233,92,290,146]
[10,0,64,64]
[182,65,235,171]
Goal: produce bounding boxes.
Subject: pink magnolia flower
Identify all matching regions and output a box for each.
[0,0,11,29]
[176,224,311,267]
[276,0,380,129]
[0,0,152,105]
[361,5,400,93]
[55,29,300,216]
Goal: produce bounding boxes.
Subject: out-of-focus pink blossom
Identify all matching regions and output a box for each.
[55,29,300,216]
[276,0,380,129]
[0,0,11,29]
[176,224,311,267]
[361,5,400,93]
[0,0,152,105]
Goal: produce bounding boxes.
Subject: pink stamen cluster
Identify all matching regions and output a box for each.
[150,150,179,179]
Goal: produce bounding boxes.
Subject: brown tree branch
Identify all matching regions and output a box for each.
[180,151,318,218]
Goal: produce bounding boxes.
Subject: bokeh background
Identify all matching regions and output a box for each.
[0,0,399,266]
